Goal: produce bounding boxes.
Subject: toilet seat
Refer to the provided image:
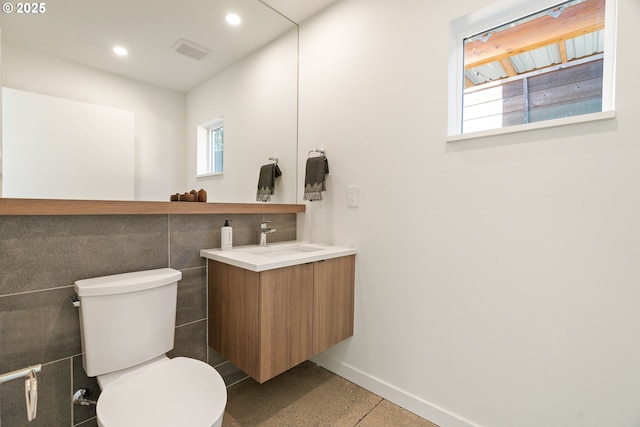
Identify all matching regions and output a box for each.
[96,357,227,427]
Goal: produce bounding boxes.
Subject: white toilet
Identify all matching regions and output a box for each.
[74,268,227,427]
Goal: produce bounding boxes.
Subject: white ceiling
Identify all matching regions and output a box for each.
[0,0,337,93]
[261,0,337,24]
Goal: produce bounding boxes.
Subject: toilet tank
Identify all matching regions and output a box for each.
[74,268,182,377]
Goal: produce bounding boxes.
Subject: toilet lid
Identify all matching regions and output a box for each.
[97,357,227,427]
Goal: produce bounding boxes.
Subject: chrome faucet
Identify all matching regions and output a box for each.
[259,221,276,246]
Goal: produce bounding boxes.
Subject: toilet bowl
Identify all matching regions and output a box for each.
[74,268,227,427]
[96,357,226,427]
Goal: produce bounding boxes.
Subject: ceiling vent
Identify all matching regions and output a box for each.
[172,38,211,61]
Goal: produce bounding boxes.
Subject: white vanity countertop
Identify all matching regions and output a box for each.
[200,241,357,272]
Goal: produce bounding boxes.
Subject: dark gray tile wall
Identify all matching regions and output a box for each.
[0,212,297,426]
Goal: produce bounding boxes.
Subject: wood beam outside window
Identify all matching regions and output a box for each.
[464,0,605,70]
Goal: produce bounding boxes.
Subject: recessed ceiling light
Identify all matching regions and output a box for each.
[225,13,241,26]
[113,46,128,56]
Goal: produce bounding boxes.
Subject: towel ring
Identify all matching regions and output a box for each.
[308,148,326,157]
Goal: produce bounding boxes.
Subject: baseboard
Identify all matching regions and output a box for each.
[311,353,481,427]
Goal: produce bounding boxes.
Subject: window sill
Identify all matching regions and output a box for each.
[197,172,224,178]
[446,110,616,143]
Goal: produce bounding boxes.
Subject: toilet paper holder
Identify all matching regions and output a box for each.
[0,363,41,421]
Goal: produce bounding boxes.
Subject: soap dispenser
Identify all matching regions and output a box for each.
[221,220,233,251]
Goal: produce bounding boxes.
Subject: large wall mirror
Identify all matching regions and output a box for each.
[0,0,299,203]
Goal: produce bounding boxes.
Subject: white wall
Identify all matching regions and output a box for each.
[1,42,186,201]
[298,0,640,426]
[0,31,3,198]
[186,28,298,204]
[3,88,134,200]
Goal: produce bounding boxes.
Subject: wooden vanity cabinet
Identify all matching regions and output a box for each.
[208,255,355,383]
[312,256,356,352]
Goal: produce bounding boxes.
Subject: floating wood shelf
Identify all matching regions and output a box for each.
[0,198,305,216]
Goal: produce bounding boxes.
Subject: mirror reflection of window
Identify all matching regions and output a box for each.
[208,125,224,174]
[197,117,224,177]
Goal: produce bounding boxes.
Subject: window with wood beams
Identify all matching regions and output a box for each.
[449,0,616,137]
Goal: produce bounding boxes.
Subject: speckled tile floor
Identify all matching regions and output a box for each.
[222,361,438,427]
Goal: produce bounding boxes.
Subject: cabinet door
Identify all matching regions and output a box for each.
[313,255,356,353]
[259,263,314,382]
[208,260,260,379]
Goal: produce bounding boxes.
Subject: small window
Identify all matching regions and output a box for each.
[207,125,224,173]
[449,0,616,137]
[197,117,224,176]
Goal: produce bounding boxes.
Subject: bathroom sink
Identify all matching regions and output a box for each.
[200,241,356,272]
[242,243,323,257]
